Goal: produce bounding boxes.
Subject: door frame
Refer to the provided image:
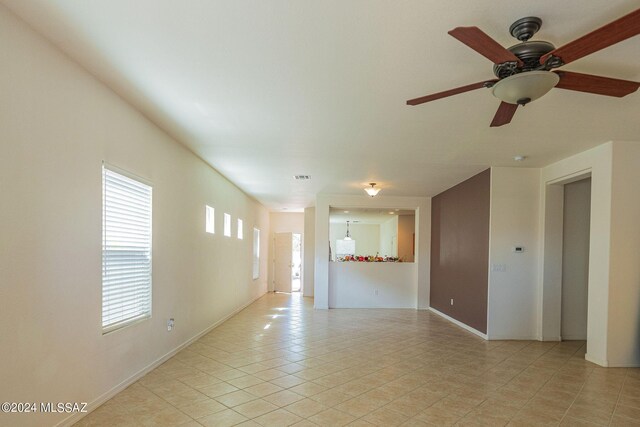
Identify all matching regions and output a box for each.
[540,170,592,342]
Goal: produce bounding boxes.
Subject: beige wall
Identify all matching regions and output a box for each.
[607,142,640,366]
[0,5,269,426]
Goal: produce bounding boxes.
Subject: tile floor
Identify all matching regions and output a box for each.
[76,293,640,426]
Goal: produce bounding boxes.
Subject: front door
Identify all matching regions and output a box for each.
[274,232,293,293]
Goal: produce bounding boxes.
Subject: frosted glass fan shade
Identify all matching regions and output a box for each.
[492,71,560,105]
[364,187,380,197]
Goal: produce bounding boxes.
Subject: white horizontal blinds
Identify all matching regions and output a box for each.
[102,165,152,332]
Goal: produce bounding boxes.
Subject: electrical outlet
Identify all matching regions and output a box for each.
[167,318,174,331]
[450,299,454,306]
[374,289,379,296]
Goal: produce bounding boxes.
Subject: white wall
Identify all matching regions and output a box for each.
[538,142,640,367]
[330,223,380,257]
[379,216,398,257]
[269,212,304,234]
[329,263,417,308]
[315,194,430,309]
[314,201,331,309]
[268,212,304,292]
[487,168,540,340]
[539,143,612,365]
[0,6,269,426]
[561,179,591,340]
[607,142,640,367]
[303,207,315,297]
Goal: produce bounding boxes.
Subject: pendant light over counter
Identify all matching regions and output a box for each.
[344,221,352,240]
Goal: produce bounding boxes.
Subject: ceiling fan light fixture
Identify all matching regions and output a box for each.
[492,71,560,105]
[364,183,381,197]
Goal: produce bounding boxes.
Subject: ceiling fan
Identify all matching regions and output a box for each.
[407,8,640,127]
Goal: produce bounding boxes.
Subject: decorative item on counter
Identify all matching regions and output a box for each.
[336,255,403,262]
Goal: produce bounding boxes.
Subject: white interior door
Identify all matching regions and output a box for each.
[275,232,293,292]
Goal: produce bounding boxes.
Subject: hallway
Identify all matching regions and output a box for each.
[77,293,639,426]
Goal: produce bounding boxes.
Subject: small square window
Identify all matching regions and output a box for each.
[224,213,231,237]
[237,219,243,239]
[205,205,215,234]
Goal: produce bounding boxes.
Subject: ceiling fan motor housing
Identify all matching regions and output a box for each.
[493,40,556,79]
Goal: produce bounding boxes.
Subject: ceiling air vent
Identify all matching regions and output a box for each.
[294,175,311,180]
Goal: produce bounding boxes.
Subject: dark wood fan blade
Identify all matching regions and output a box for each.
[490,102,518,127]
[449,27,523,65]
[406,80,497,106]
[540,8,640,66]
[555,71,640,97]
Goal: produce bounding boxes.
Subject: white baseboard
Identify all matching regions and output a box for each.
[58,292,267,427]
[585,352,608,367]
[588,354,640,368]
[541,336,562,342]
[428,307,488,340]
[561,335,587,341]
[487,334,539,340]
[605,360,640,368]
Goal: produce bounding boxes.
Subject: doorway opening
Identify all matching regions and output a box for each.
[541,171,592,354]
[292,233,301,292]
[561,178,591,342]
[274,232,303,293]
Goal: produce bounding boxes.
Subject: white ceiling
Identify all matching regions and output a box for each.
[3,0,639,210]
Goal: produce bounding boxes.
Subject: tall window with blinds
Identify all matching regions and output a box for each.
[102,164,152,333]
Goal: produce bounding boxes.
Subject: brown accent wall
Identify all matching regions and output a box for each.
[430,169,490,333]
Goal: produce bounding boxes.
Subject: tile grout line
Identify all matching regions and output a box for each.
[77,295,635,427]
[607,370,628,426]
[506,341,588,426]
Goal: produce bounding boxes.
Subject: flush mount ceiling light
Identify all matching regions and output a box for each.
[344,221,352,240]
[364,183,381,197]
[491,71,560,105]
